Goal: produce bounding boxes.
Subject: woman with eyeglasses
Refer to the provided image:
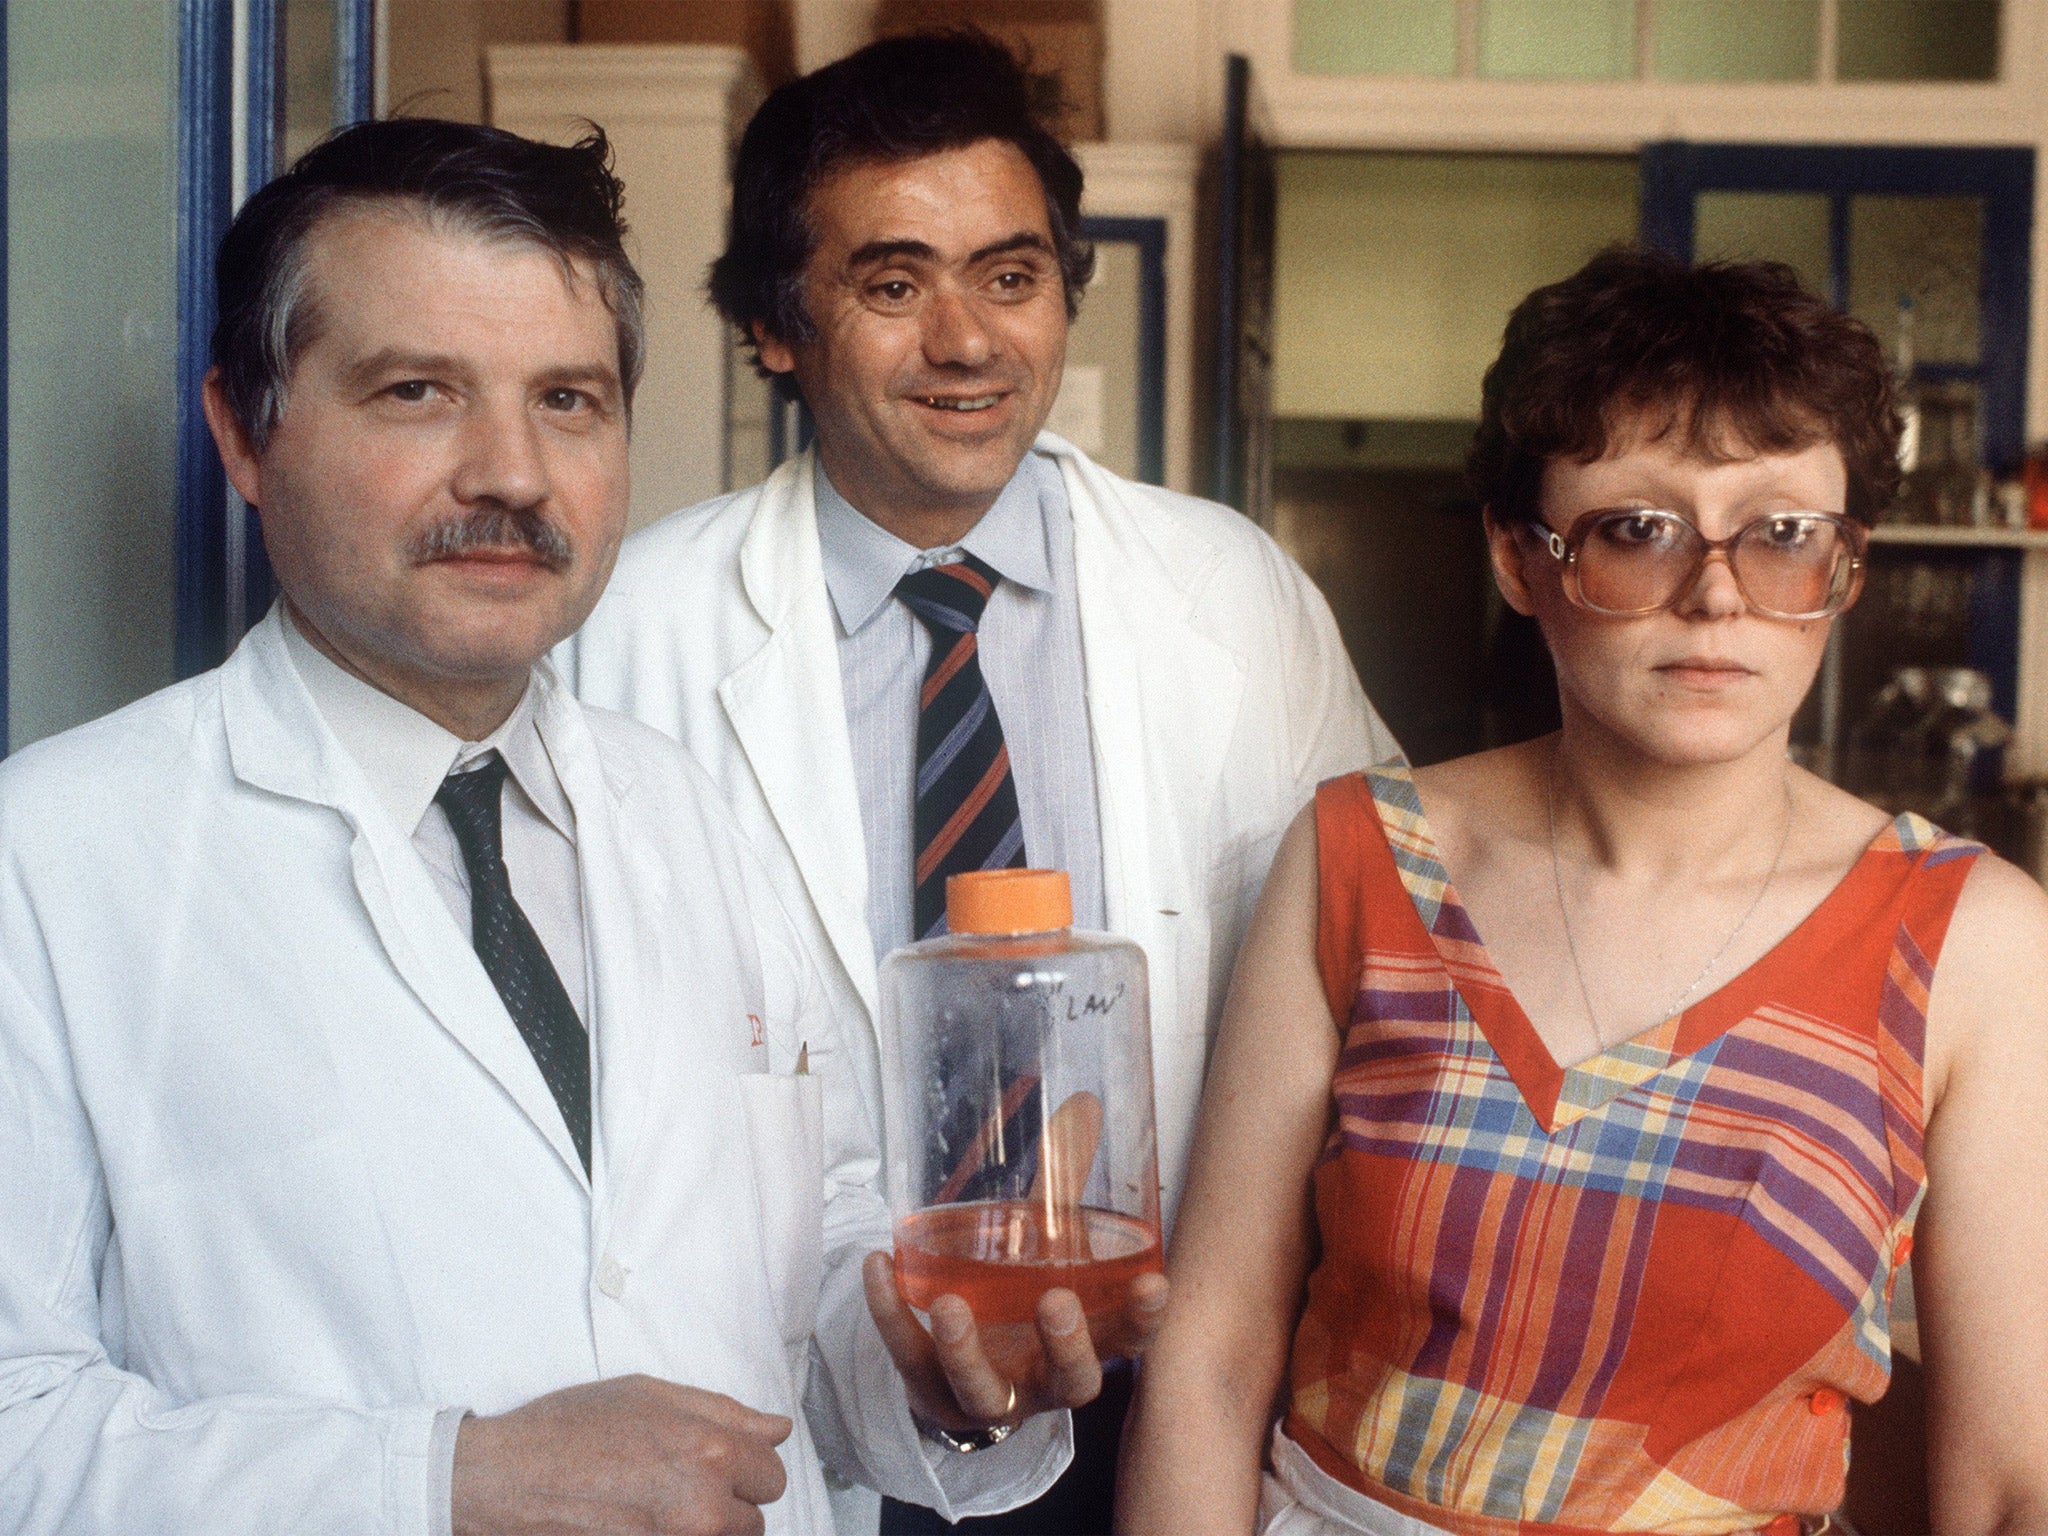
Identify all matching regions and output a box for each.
[1119,248,2048,1536]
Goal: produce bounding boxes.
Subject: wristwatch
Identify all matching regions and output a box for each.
[925,1418,1018,1455]
[923,1381,1020,1454]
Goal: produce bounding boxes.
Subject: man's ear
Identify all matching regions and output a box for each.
[1483,507,1541,618]
[751,320,797,378]
[201,369,264,507]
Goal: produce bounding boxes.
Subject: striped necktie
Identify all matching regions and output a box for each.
[895,553,1027,940]
[435,755,592,1174]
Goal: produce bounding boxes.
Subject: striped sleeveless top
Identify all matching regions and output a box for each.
[1284,766,1981,1534]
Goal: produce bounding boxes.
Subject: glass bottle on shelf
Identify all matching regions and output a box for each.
[1854,666,2012,832]
[1847,666,1932,807]
[1929,395,1981,527]
[1887,295,1983,527]
[2025,444,2048,530]
[1893,294,1921,483]
[1917,668,2011,834]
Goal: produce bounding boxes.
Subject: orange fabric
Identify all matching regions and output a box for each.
[1288,769,1979,1534]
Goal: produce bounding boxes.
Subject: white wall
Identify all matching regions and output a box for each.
[1272,152,1636,420]
[791,0,876,73]
[1102,0,1223,144]
[488,45,763,532]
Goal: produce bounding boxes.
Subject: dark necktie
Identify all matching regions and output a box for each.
[895,552,1028,940]
[435,755,592,1174]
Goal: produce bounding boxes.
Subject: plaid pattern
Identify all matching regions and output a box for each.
[1285,768,1980,1534]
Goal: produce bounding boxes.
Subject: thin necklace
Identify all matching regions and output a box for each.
[1546,751,1795,1050]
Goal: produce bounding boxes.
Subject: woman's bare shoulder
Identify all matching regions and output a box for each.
[1410,742,1536,796]
[1790,765,2034,936]
[1786,765,1893,866]
[1947,847,2048,963]
[1925,845,2048,1101]
[1409,741,1549,850]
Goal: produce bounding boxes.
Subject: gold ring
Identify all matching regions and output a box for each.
[1002,1379,1018,1420]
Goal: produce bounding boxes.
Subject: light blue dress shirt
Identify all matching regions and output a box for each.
[814,450,1106,962]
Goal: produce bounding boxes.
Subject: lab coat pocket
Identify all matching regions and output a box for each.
[737,1072,825,1369]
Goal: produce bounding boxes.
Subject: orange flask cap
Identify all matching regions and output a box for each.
[945,869,1073,935]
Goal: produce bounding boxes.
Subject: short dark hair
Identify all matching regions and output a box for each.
[710,31,1094,387]
[1468,246,1901,527]
[212,116,645,450]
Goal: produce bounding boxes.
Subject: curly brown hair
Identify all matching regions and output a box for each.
[1467,246,1902,527]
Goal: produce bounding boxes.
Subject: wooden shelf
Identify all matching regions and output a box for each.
[1867,524,2048,550]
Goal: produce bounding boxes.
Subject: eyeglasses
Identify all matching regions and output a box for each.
[1529,508,1868,620]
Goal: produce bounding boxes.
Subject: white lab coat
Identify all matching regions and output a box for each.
[568,435,1396,1227]
[0,609,1063,1535]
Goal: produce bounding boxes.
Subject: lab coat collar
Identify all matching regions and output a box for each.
[725,454,881,1021]
[221,607,609,1189]
[276,604,574,843]
[222,605,396,815]
[813,453,1058,638]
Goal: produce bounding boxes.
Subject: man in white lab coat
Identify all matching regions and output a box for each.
[0,118,1101,1536]
[567,36,1397,1535]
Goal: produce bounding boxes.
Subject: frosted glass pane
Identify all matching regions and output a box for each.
[1695,192,1832,301]
[1481,0,1634,79]
[1273,153,1638,420]
[1294,0,1458,77]
[1653,0,1819,80]
[1838,0,1999,80]
[7,0,179,748]
[1848,195,1982,366]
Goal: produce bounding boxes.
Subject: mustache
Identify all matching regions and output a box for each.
[407,506,572,571]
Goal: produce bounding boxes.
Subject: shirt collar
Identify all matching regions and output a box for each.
[279,606,575,842]
[812,451,1057,637]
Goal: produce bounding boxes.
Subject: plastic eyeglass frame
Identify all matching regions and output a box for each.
[1529,508,1868,620]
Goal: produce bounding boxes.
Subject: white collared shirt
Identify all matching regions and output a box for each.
[280,608,588,1023]
[814,451,1106,958]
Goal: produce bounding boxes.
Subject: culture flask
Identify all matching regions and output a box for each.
[882,869,1162,1381]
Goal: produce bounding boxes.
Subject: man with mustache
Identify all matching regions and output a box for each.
[409,505,576,566]
[568,34,1397,1535]
[0,117,1077,1535]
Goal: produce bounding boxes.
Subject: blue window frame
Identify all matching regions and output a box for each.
[174,0,235,678]
[1642,143,2032,469]
[174,0,373,678]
